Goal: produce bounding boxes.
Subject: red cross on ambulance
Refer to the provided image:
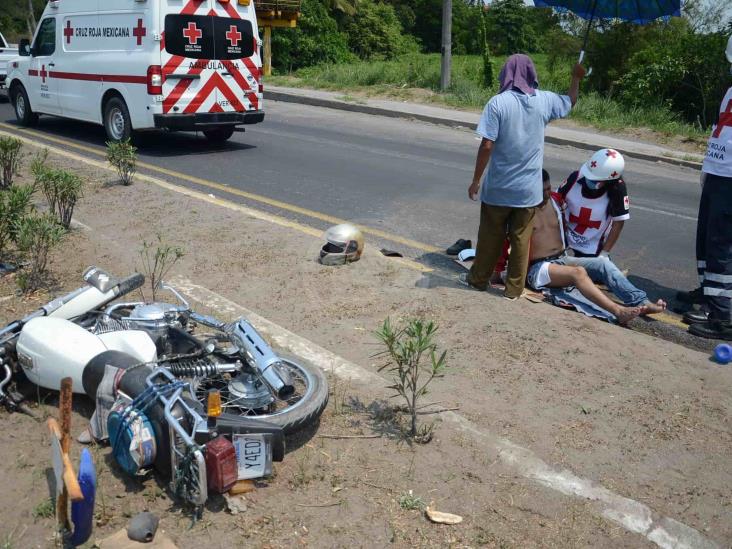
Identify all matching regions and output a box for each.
[133,19,146,46]
[64,20,74,44]
[226,25,242,47]
[183,22,202,45]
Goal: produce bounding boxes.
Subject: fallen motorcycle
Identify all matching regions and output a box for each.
[0,267,328,509]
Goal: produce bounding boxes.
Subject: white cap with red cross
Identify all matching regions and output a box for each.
[579,148,625,182]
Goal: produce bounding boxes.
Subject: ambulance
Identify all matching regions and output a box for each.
[7,0,264,143]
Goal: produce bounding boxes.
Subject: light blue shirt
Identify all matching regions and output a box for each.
[477,90,572,207]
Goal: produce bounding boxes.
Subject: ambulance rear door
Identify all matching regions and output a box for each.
[160,0,260,116]
[160,5,213,116]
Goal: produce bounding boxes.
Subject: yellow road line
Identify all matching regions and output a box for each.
[1,129,432,273]
[652,312,688,330]
[0,122,442,254]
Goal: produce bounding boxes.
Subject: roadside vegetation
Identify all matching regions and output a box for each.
[268,0,729,143]
[270,53,710,142]
[0,140,84,293]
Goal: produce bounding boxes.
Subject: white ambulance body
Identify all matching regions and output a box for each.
[7,0,264,143]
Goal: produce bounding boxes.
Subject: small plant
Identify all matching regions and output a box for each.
[138,234,185,300]
[14,213,65,293]
[398,490,426,511]
[0,184,35,257]
[375,317,448,439]
[38,168,84,229]
[106,139,137,185]
[29,148,49,187]
[0,136,24,189]
[32,497,55,519]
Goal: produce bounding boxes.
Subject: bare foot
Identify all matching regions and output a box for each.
[639,299,667,315]
[615,306,642,325]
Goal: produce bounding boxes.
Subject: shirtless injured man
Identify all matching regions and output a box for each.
[520,172,666,324]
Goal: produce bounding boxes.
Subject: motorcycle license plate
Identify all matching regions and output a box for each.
[233,433,272,480]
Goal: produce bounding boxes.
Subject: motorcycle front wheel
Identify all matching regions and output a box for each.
[191,357,328,434]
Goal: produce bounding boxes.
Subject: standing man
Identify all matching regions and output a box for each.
[687,36,732,340]
[461,55,586,299]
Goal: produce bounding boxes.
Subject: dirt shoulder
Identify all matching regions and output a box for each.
[0,142,728,548]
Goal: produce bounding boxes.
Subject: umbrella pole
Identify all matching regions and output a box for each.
[578,0,598,64]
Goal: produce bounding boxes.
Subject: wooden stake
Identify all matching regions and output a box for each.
[57,377,73,530]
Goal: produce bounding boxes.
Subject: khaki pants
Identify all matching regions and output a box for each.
[468,203,536,298]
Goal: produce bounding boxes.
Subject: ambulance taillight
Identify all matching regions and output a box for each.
[147,66,163,95]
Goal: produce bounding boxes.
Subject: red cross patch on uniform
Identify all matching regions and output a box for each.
[623,195,630,210]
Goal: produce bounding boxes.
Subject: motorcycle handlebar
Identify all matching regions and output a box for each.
[115,273,145,298]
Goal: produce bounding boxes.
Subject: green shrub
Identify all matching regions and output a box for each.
[14,213,64,293]
[30,148,49,187]
[617,29,729,128]
[106,139,137,185]
[38,168,84,229]
[272,0,354,72]
[343,0,419,60]
[375,317,448,439]
[138,235,185,301]
[0,184,35,257]
[0,136,24,189]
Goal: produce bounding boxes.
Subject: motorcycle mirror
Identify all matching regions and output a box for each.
[160,283,190,310]
[83,266,118,293]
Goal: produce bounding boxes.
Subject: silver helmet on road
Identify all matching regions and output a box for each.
[319,223,364,266]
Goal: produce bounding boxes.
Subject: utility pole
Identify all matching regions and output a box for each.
[440,0,452,92]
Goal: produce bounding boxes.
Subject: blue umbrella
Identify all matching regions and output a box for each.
[533,0,682,63]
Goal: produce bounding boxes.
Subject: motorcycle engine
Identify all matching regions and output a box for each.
[127,303,183,352]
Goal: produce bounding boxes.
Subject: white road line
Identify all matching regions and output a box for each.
[631,204,697,222]
[171,276,718,549]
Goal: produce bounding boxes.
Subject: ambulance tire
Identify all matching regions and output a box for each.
[103,96,132,142]
[12,85,39,127]
[203,127,235,144]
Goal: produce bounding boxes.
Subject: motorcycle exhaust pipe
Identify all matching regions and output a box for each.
[228,320,294,399]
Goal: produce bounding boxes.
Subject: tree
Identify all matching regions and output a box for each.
[485,0,539,55]
[343,0,419,60]
[271,0,354,71]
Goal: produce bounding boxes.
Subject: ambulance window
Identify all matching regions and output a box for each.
[164,15,214,59]
[213,18,254,60]
[34,18,56,57]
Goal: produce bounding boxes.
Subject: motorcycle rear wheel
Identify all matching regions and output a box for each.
[192,357,328,434]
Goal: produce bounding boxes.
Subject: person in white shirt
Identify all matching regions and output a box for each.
[683,36,732,341]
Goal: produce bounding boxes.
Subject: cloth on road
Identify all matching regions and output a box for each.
[697,174,732,321]
[477,90,571,207]
[468,203,535,298]
[545,287,616,323]
[498,53,539,96]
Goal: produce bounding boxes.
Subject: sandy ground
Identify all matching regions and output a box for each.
[0,144,729,548]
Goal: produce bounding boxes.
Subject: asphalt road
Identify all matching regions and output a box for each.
[0,99,702,306]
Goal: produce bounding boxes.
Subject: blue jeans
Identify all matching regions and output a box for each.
[563,255,648,306]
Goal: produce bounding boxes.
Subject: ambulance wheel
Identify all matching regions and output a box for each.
[12,85,38,126]
[103,97,132,142]
[203,127,235,144]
